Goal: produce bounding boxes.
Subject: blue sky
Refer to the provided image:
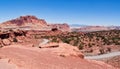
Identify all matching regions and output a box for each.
[0,0,120,26]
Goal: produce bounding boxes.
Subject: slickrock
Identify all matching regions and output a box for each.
[0,15,71,32]
[40,43,84,58]
[0,58,18,69]
[0,43,116,69]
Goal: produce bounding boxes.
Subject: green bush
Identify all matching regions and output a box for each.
[79,44,83,50]
[52,37,57,42]
[13,38,18,42]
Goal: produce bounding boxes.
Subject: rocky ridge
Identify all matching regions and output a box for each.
[49,23,71,32]
[0,15,70,32]
[1,15,47,26]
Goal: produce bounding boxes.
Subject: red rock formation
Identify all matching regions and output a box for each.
[0,15,50,31]
[2,39,11,46]
[2,15,47,26]
[0,15,70,32]
[49,23,71,32]
[40,43,84,58]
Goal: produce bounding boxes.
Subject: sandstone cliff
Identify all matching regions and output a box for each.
[0,15,51,31]
[1,15,47,26]
[0,15,70,32]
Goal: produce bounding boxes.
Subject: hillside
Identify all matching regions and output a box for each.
[1,15,47,26]
[103,56,120,68]
[0,26,118,69]
[0,15,50,30]
[41,30,120,55]
[0,15,119,69]
[0,15,70,32]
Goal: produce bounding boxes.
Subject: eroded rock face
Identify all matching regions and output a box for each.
[49,23,71,32]
[0,15,71,32]
[0,30,27,47]
[1,15,47,27]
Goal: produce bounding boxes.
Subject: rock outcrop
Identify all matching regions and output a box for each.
[40,43,84,58]
[1,15,47,26]
[49,23,71,32]
[0,15,71,32]
[0,30,27,47]
[2,39,11,46]
[0,15,50,31]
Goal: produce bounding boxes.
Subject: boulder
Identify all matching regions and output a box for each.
[2,39,11,46]
[39,42,59,48]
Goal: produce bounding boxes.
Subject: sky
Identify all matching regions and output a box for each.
[0,0,120,26]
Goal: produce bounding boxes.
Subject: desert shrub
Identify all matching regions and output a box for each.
[52,37,57,42]
[90,49,93,53]
[59,54,65,57]
[73,40,79,46]
[79,44,83,50]
[99,48,105,54]
[9,29,13,32]
[107,47,111,52]
[96,37,100,41]
[61,38,70,44]
[88,43,92,48]
[34,35,38,39]
[92,43,95,46]
[43,36,49,39]
[115,41,120,45]
[13,38,18,42]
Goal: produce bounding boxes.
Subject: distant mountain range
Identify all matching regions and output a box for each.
[70,24,88,28]
[70,24,120,32]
